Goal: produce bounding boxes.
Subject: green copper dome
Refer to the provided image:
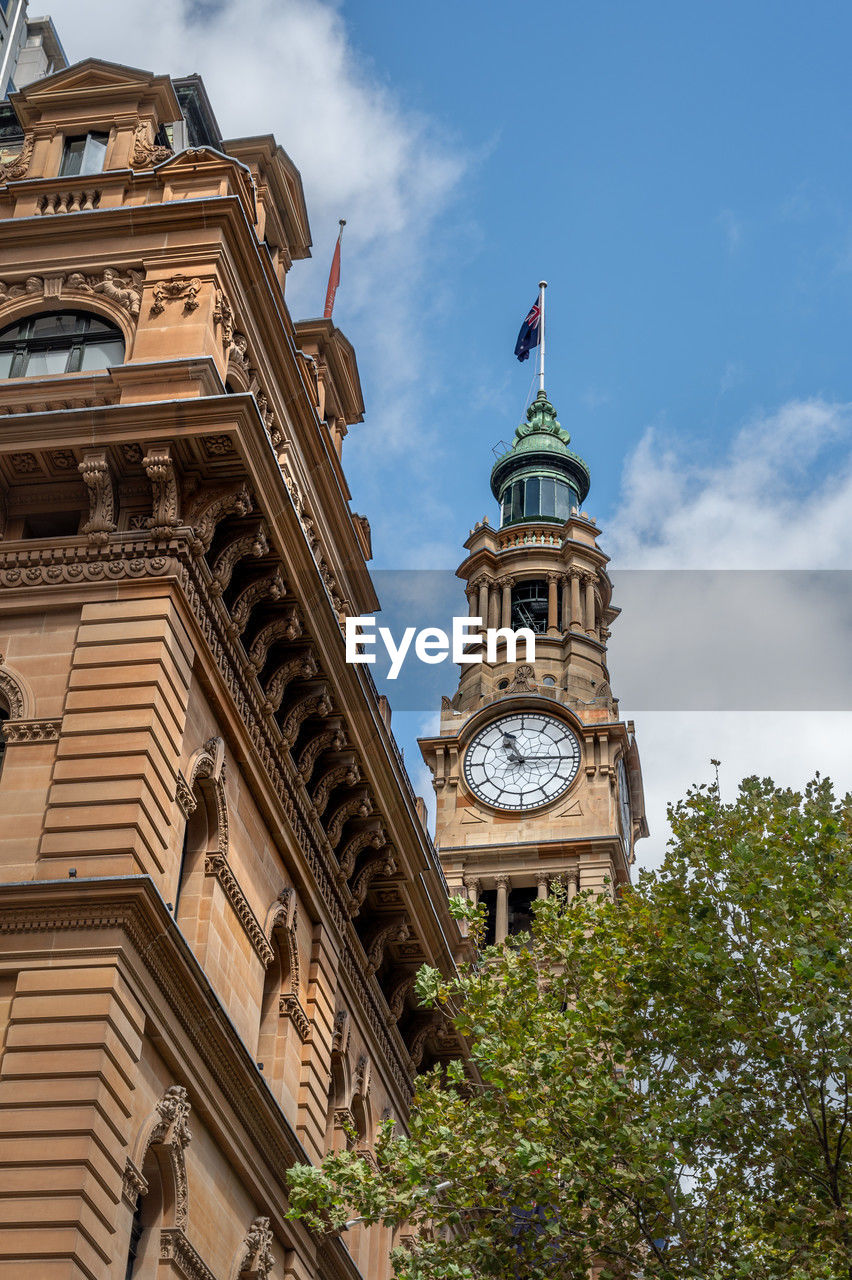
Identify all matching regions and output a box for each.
[490,390,590,528]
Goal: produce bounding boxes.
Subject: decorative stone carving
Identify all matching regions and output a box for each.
[129,121,172,169]
[366,915,410,976]
[140,1085,192,1230]
[208,522,268,595]
[185,481,253,555]
[311,759,360,818]
[325,790,372,849]
[0,132,34,183]
[237,1216,275,1279]
[407,1014,440,1069]
[150,274,202,317]
[506,663,537,693]
[175,772,197,818]
[65,267,143,316]
[212,288,234,347]
[122,1157,148,1208]
[158,1227,217,1280]
[386,972,416,1023]
[205,852,274,966]
[0,656,27,719]
[1,718,61,743]
[142,446,180,540]
[227,567,285,639]
[262,650,318,717]
[78,450,116,547]
[296,719,346,781]
[228,332,250,376]
[331,1009,350,1057]
[348,846,397,917]
[244,608,303,676]
[278,686,332,747]
[279,992,310,1042]
[336,824,384,883]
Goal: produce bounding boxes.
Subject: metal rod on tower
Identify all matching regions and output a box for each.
[538,280,547,393]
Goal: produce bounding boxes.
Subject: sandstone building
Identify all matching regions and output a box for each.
[0,60,466,1280]
[0,52,646,1280]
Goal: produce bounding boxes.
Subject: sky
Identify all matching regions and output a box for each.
[46,0,852,865]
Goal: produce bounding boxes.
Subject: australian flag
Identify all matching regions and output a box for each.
[514,299,541,362]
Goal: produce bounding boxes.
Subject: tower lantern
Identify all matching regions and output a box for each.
[490,389,590,529]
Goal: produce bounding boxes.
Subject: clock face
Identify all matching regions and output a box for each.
[617,756,632,849]
[462,712,581,812]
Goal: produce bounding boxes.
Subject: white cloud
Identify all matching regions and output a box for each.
[46,0,467,466]
[607,399,852,866]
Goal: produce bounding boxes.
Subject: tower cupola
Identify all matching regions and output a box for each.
[490,389,590,528]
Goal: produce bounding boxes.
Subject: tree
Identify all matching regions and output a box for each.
[286,774,852,1279]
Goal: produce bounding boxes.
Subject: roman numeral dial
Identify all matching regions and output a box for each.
[462,712,581,812]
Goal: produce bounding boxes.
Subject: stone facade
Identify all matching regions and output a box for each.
[0,60,465,1280]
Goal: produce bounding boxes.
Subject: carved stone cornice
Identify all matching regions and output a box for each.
[262,650,318,717]
[159,1227,216,1280]
[326,791,372,849]
[143,445,180,540]
[279,686,332,747]
[296,719,346,781]
[185,481,253,556]
[336,824,384,883]
[279,992,311,1043]
[244,608,303,676]
[209,521,268,594]
[2,718,60,743]
[204,852,274,967]
[366,915,410,976]
[348,847,397,918]
[227,567,285,638]
[311,759,360,818]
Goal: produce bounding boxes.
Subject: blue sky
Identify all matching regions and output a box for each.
[50,0,852,861]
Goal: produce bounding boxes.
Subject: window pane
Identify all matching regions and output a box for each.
[80,133,108,175]
[31,313,80,339]
[79,338,124,370]
[540,477,556,516]
[511,481,523,522]
[501,490,512,525]
[0,350,13,377]
[555,482,570,521]
[525,477,540,516]
[24,347,70,375]
[60,137,86,177]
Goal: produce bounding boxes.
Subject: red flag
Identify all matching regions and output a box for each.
[323,220,345,319]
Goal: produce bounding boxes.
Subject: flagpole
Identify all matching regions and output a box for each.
[538,280,547,393]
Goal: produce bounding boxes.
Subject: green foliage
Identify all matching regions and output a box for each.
[286,774,852,1279]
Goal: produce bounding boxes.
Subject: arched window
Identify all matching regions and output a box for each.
[511,580,549,634]
[125,1148,165,1280]
[0,311,124,378]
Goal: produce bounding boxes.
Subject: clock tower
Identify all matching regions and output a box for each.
[420,388,648,942]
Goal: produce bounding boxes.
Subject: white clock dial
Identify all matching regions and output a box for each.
[617,756,632,850]
[462,712,581,812]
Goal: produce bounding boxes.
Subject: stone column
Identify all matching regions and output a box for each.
[536,873,549,900]
[463,874,480,906]
[567,868,578,902]
[569,569,582,631]
[546,572,559,634]
[476,577,489,626]
[500,577,514,628]
[560,575,570,632]
[488,579,501,632]
[583,573,596,637]
[466,585,477,618]
[495,874,510,944]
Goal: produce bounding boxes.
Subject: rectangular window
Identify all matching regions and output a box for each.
[60,131,108,177]
[525,477,540,517]
[539,477,556,517]
[510,481,523,523]
[555,482,571,521]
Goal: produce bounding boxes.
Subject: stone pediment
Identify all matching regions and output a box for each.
[12,58,180,131]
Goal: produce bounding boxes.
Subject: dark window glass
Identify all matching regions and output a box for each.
[511,481,523,523]
[501,490,512,525]
[539,477,556,516]
[508,887,537,937]
[60,132,108,177]
[511,580,549,633]
[479,889,498,947]
[525,477,540,516]
[555,482,571,521]
[0,311,124,378]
